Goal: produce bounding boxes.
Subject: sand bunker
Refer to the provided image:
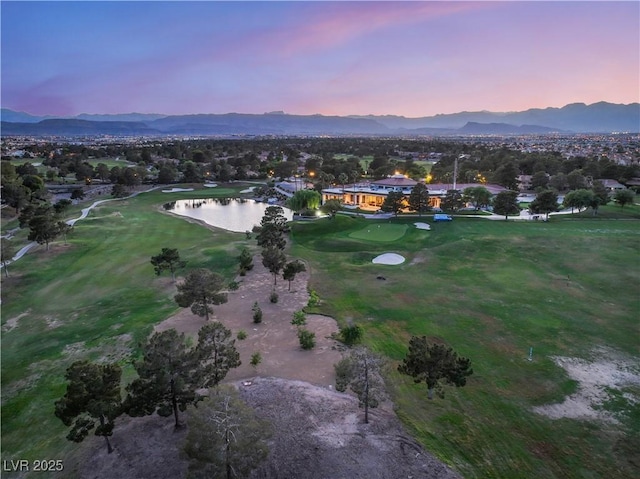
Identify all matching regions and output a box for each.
[240,186,256,193]
[372,253,405,265]
[203,183,218,188]
[162,188,194,193]
[414,222,431,230]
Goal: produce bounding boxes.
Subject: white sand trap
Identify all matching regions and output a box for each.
[204,183,218,188]
[414,222,431,230]
[372,253,405,265]
[240,187,256,193]
[162,188,194,193]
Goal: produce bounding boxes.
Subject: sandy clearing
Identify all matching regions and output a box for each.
[414,222,431,230]
[2,310,30,333]
[155,256,343,388]
[533,346,640,423]
[372,253,406,265]
[161,187,194,193]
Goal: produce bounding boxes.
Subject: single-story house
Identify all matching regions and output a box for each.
[321,174,508,210]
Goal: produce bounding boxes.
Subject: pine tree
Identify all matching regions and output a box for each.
[54,361,123,453]
[398,336,473,400]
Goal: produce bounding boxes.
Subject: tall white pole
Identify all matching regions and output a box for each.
[453,155,459,191]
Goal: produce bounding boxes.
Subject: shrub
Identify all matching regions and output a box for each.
[340,324,363,346]
[252,302,262,323]
[250,352,262,367]
[307,289,320,307]
[269,291,279,304]
[237,330,247,340]
[298,329,316,350]
[291,310,306,326]
[238,247,253,272]
[228,280,239,291]
[334,357,353,392]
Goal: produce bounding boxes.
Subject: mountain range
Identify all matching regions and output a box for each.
[1,102,638,137]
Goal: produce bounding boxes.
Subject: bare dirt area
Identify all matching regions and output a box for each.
[532,346,640,423]
[62,378,460,479]
[155,257,343,387]
[239,377,461,479]
[58,256,462,478]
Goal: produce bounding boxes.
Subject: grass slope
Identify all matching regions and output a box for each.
[1,186,254,465]
[291,211,640,478]
[2,195,639,478]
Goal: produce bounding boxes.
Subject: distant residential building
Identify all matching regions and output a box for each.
[321,174,508,210]
[517,175,533,191]
[597,179,627,192]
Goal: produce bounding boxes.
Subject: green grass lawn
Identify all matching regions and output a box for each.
[0,185,255,466]
[2,193,639,478]
[348,223,409,242]
[291,213,640,478]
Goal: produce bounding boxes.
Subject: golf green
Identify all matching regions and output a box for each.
[348,223,408,242]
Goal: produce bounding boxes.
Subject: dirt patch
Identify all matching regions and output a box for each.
[409,253,428,265]
[2,310,30,333]
[155,256,343,387]
[533,346,640,423]
[239,377,461,479]
[59,413,189,479]
[63,378,460,479]
[45,315,63,329]
[59,255,461,478]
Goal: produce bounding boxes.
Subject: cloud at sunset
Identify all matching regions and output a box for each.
[1,1,638,117]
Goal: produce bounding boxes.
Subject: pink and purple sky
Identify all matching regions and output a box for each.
[1,1,638,118]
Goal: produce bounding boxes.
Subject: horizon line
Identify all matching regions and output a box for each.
[3,100,639,121]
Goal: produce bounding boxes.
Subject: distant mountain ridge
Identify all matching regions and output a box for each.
[1,102,638,136]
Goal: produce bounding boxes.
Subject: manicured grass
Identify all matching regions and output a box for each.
[2,194,639,478]
[291,214,640,478]
[0,185,254,464]
[348,223,409,242]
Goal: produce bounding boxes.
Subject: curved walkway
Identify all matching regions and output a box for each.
[4,187,160,265]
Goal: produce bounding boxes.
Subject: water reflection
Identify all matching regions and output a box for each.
[163,198,293,232]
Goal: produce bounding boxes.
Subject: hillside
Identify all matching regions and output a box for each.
[2,101,638,136]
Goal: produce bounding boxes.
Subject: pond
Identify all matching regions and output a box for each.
[163,198,293,233]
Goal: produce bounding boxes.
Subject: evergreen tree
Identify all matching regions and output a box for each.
[27,205,61,250]
[492,191,520,220]
[282,260,306,291]
[530,190,559,220]
[194,322,241,388]
[408,183,431,216]
[398,336,473,400]
[175,268,228,321]
[261,246,286,285]
[440,189,464,213]
[1,238,15,278]
[237,247,254,275]
[380,191,405,216]
[54,361,123,454]
[151,247,187,282]
[124,329,199,428]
